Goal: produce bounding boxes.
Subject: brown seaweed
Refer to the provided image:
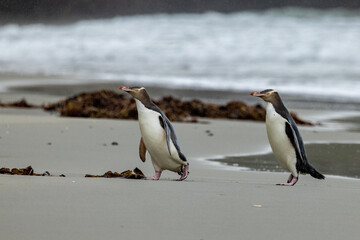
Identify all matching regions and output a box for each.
[43,90,313,125]
[0,99,37,108]
[0,89,312,125]
[85,167,145,179]
[0,166,65,177]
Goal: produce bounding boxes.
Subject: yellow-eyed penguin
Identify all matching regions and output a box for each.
[251,89,325,186]
[119,86,189,181]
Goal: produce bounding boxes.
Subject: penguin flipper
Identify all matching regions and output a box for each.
[159,114,187,162]
[285,121,306,164]
[285,122,325,179]
[158,115,173,156]
[139,137,147,162]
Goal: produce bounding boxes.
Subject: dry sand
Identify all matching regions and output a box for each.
[1,94,360,240]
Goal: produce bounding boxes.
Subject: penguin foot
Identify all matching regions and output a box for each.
[146,171,161,180]
[176,163,189,181]
[277,175,298,186]
[287,174,294,183]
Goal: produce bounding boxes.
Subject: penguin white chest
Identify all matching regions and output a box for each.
[135,100,182,172]
[265,103,297,175]
[136,101,164,142]
[136,100,166,150]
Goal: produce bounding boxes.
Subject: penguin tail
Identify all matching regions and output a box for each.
[307,164,325,180]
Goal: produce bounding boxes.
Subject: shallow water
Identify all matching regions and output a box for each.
[209,143,360,178]
[334,117,360,132]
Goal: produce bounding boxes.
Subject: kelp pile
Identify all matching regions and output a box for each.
[43,90,312,125]
[0,90,312,125]
[0,166,65,177]
[44,90,137,119]
[85,168,145,179]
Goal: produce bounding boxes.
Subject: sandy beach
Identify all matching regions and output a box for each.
[1,5,360,239]
[1,89,360,240]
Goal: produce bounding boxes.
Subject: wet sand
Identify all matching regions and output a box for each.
[1,95,360,240]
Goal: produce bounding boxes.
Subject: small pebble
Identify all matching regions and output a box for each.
[205,130,214,136]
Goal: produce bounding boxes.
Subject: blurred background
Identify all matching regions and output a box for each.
[0,0,359,109]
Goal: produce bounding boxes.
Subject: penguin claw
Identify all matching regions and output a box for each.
[176,163,189,181]
[287,174,294,183]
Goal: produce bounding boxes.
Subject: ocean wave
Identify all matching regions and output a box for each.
[0,8,359,100]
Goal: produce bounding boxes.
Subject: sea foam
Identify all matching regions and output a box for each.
[0,8,359,100]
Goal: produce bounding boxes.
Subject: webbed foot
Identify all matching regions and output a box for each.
[146,171,161,180]
[277,174,298,186]
[176,163,189,181]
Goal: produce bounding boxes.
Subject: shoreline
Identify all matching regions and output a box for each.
[1,73,360,111]
[1,105,359,176]
[209,142,360,179]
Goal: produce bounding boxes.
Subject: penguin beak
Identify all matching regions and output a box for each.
[119,86,135,92]
[250,91,265,97]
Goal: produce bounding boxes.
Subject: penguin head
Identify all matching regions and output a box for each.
[250,89,279,103]
[119,86,151,102]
